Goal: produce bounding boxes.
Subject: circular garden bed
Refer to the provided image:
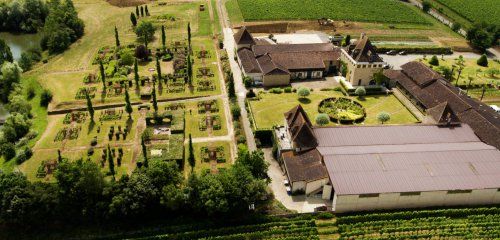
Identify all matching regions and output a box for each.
[318,97,366,124]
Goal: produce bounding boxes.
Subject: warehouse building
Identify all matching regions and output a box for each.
[277,105,500,213]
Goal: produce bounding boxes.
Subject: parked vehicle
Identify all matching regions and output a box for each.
[386,50,397,55]
[399,51,407,55]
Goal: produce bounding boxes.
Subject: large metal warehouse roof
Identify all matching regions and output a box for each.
[315,125,500,195]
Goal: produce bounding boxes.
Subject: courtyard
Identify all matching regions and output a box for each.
[248,90,419,129]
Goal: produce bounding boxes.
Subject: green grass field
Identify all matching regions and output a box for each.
[233,0,429,24]
[420,57,500,86]
[184,99,228,138]
[432,0,500,26]
[248,91,418,129]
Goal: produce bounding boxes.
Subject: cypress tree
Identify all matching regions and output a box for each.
[136,6,139,18]
[152,81,158,112]
[145,5,149,16]
[114,26,120,47]
[140,6,144,17]
[228,72,236,98]
[130,12,137,27]
[156,55,162,81]
[187,22,191,52]
[99,60,106,90]
[107,144,115,176]
[57,149,63,163]
[85,90,94,122]
[188,134,195,171]
[141,137,148,168]
[187,53,192,85]
[125,87,133,118]
[161,25,166,48]
[134,58,140,88]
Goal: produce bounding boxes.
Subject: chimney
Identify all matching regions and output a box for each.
[360,33,366,39]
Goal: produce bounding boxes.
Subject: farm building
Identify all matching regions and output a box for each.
[276,105,500,213]
[384,61,500,149]
[340,33,386,86]
[234,27,340,87]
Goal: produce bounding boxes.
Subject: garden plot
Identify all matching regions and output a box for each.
[183,141,231,176]
[184,99,228,138]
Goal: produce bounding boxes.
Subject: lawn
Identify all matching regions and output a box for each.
[183,141,231,177]
[248,91,418,129]
[419,57,500,86]
[233,0,430,24]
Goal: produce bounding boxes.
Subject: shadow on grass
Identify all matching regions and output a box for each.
[298,98,311,104]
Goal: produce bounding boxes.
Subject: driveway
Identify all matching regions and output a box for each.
[263,148,330,213]
[381,52,482,70]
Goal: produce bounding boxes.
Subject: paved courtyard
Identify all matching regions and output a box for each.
[262,148,330,213]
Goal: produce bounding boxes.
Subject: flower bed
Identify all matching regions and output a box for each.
[318,97,365,124]
[63,111,88,124]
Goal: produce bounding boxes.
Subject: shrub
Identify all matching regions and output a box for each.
[297,87,310,98]
[284,86,292,93]
[88,147,95,156]
[377,111,391,124]
[422,1,431,12]
[231,104,241,119]
[243,76,253,88]
[16,147,33,164]
[90,137,98,146]
[26,84,36,99]
[246,89,256,98]
[40,89,53,107]
[428,55,439,66]
[477,54,488,67]
[316,212,334,220]
[269,88,283,94]
[354,86,366,96]
[451,22,462,32]
[315,114,330,126]
[0,142,16,160]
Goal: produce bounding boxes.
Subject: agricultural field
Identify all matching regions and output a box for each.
[225,0,469,51]
[247,90,418,130]
[233,0,429,24]
[316,207,500,239]
[431,0,500,27]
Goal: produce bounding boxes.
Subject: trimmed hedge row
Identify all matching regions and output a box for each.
[375,46,453,54]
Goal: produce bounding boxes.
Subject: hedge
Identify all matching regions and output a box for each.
[376,46,453,55]
[254,128,274,147]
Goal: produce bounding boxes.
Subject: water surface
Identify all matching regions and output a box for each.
[0,32,42,60]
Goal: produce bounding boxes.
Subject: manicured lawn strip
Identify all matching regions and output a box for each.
[225,0,244,25]
[235,0,429,25]
[183,141,230,177]
[248,91,418,129]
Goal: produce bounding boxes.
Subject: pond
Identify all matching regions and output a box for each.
[0,32,42,60]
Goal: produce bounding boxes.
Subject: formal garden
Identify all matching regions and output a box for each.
[183,141,231,177]
[184,99,228,138]
[247,89,418,129]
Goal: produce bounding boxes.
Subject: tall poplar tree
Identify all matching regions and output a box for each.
[99,60,106,90]
[188,134,195,171]
[161,25,166,48]
[114,26,120,47]
[107,144,115,176]
[85,90,94,122]
[141,137,148,168]
[134,58,140,88]
[124,87,133,118]
[130,12,137,27]
[152,81,158,112]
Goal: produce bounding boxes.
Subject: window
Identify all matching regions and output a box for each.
[400,192,421,196]
[447,190,472,194]
[357,79,362,85]
[359,193,379,198]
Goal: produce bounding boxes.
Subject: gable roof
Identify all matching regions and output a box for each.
[426,102,460,125]
[285,105,318,150]
[237,48,262,74]
[282,149,328,182]
[401,61,442,87]
[347,34,383,63]
[252,43,335,56]
[386,61,500,149]
[234,26,256,45]
[256,54,290,75]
